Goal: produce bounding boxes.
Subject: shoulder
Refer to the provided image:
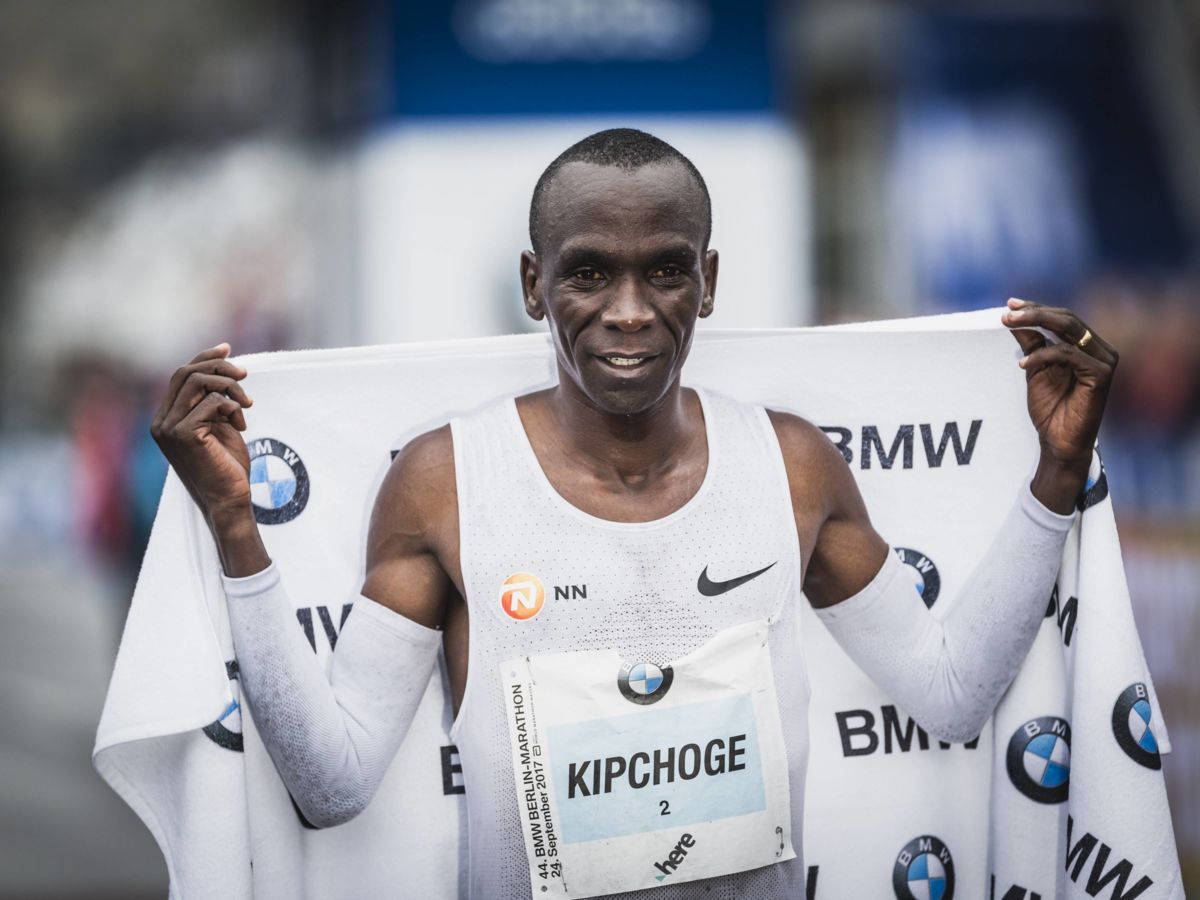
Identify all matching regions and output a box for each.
[764,407,865,528]
[765,407,884,601]
[765,408,850,482]
[371,424,457,539]
[364,424,461,614]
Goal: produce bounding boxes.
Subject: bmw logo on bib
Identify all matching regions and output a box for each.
[617,661,674,705]
[893,835,954,900]
[1006,716,1070,803]
[248,437,310,525]
[1112,682,1161,770]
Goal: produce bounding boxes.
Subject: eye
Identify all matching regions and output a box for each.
[652,264,684,279]
[572,267,604,283]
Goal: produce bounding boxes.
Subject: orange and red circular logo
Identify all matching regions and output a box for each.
[499,572,545,621]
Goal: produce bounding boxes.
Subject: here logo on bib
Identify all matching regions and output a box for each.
[501,619,795,898]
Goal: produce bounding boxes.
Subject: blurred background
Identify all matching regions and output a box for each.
[0,0,1196,896]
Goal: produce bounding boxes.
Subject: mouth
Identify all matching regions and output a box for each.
[596,354,659,371]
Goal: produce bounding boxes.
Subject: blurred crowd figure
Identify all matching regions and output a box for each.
[64,301,294,591]
[67,358,158,583]
[1086,277,1200,518]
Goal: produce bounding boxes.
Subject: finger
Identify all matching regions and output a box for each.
[175,391,245,438]
[1007,326,1045,356]
[1018,343,1107,381]
[186,342,231,366]
[155,356,249,422]
[157,355,237,423]
[1017,305,1117,366]
[221,402,248,432]
[211,394,247,432]
[179,372,252,409]
[1003,301,1116,366]
[158,372,253,435]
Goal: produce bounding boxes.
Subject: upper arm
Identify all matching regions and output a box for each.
[360,425,459,629]
[767,410,889,609]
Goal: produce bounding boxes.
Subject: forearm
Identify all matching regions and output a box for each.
[209,505,272,578]
[815,481,1076,742]
[1030,451,1091,516]
[222,564,440,826]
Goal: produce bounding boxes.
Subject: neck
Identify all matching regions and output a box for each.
[547,377,700,486]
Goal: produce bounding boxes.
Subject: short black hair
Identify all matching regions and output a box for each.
[528,128,712,255]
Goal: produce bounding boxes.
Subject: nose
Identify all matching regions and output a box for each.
[599,276,655,333]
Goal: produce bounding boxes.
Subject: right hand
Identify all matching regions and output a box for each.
[151,343,255,521]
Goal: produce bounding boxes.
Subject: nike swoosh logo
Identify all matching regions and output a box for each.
[697,562,777,596]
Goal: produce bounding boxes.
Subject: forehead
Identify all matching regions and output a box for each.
[538,161,706,255]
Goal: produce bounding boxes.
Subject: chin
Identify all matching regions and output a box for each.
[582,380,671,418]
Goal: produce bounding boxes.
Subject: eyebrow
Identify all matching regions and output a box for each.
[556,247,618,271]
[555,242,699,271]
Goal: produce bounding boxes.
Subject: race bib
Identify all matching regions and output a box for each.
[501,619,795,899]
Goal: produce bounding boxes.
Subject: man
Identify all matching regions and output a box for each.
[152,129,1116,898]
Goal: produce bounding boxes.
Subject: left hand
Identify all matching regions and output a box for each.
[1002,297,1119,512]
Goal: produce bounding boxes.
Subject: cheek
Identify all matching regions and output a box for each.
[546,311,586,369]
[662,296,703,336]
[549,298,598,339]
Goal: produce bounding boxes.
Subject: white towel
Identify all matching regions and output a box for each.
[94,310,1183,899]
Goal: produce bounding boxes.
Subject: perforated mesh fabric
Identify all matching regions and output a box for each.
[450,389,810,899]
[814,481,1075,744]
[223,567,442,828]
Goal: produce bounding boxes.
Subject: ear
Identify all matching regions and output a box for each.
[699,249,719,318]
[520,250,544,321]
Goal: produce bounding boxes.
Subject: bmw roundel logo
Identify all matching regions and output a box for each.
[893,835,954,900]
[201,660,243,752]
[1006,716,1070,804]
[1112,682,1161,770]
[1077,447,1109,512]
[248,437,310,525]
[617,661,674,705]
[894,547,941,609]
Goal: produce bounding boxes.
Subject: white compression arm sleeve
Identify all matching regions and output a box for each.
[815,482,1076,743]
[222,564,441,827]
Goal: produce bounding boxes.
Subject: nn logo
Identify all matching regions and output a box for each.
[499,572,545,621]
[821,421,982,470]
[653,833,696,882]
[836,705,980,757]
[1065,816,1153,899]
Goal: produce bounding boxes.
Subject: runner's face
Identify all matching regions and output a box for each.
[522,162,718,416]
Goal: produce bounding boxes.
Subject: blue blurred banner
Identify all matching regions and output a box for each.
[356,0,808,342]
[385,0,779,117]
[893,11,1191,312]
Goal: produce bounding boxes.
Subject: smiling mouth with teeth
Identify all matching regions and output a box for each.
[605,356,649,367]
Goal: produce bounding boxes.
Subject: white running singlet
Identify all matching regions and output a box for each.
[450,388,810,900]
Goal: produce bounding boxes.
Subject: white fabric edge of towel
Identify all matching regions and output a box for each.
[226,307,1009,372]
[93,474,234,757]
